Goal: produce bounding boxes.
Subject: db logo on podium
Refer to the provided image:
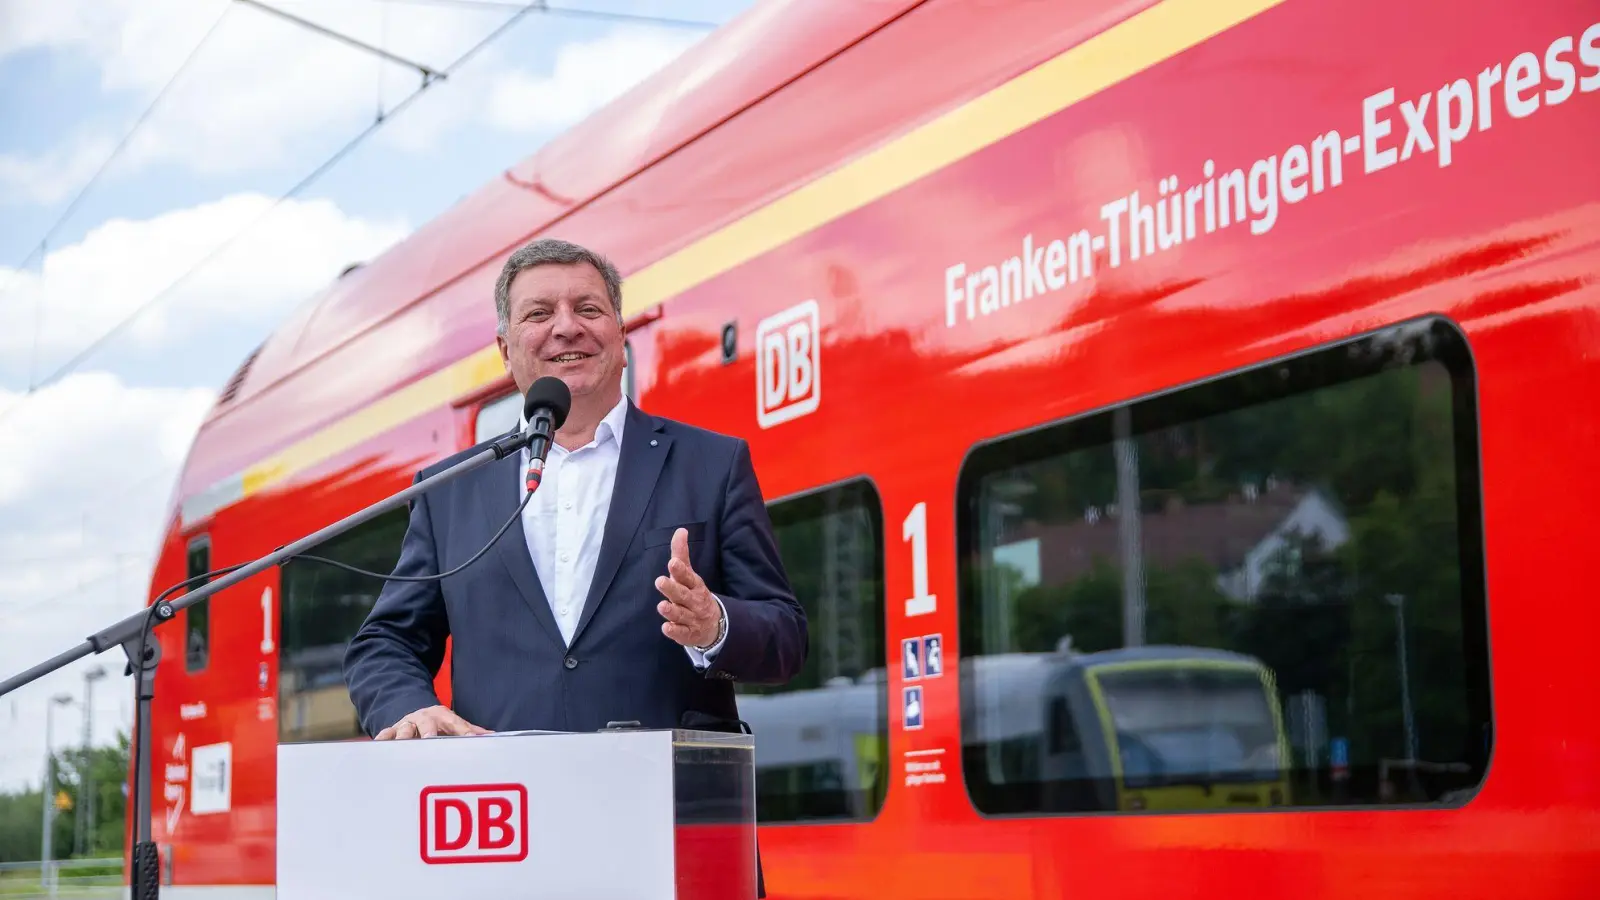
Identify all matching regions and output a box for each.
[419,783,528,864]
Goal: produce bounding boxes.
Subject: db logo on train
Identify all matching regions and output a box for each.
[419,783,529,864]
[756,299,821,429]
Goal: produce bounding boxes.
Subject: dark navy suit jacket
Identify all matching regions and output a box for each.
[343,400,809,739]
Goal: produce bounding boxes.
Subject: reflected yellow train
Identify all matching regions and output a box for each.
[737,644,1291,818]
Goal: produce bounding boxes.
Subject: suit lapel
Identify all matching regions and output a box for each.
[572,403,670,646]
[479,447,564,647]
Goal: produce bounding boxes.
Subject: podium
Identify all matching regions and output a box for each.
[277,728,759,899]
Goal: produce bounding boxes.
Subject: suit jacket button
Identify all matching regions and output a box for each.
[564,657,578,669]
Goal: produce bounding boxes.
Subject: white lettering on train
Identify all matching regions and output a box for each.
[943,18,1600,328]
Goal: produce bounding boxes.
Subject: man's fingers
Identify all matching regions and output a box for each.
[380,706,491,741]
[657,598,693,624]
[672,527,689,564]
[668,556,702,592]
[655,574,692,605]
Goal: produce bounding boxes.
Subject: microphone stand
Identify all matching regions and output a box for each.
[0,415,551,900]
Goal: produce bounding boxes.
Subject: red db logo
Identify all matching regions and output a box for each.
[419,783,528,864]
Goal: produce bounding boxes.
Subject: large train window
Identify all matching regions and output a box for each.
[737,478,887,824]
[955,317,1490,816]
[277,507,408,743]
[184,536,211,673]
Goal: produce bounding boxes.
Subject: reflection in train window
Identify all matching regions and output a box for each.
[277,507,408,743]
[956,318,1491,816]
[738,479,886,824]
[184,537,211,673]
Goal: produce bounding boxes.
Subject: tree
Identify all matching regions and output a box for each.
[0,730,129,863]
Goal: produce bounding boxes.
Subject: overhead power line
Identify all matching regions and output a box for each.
[0,0,556,429]
[2,3,235,370]
[235,0,445,86]
[375,0,721,31]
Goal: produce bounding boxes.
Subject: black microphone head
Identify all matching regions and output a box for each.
[523,376,572,429]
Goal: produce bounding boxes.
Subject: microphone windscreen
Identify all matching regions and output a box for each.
[523,376,572,429]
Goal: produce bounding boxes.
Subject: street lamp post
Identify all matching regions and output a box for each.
[76,666,106,855]
[41,693,74,893]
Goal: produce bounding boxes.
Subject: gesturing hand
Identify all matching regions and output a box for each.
[655,527,722,649]
[375,705,492,740]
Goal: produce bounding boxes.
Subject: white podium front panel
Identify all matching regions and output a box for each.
[277,729,677,900]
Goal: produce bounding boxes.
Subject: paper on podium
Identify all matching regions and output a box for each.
[277,727,757,900]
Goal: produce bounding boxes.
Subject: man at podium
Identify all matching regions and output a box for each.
[343,237,809,744]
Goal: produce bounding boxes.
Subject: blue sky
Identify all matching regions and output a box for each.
[0,0,755,793]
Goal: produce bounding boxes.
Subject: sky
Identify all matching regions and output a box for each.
[0,0,756,795]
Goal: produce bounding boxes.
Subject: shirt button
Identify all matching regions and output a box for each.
[560,553,569,562]
[564,501,572,509]
[558,606,568,615]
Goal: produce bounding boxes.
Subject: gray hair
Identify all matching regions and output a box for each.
[494,237,624,335]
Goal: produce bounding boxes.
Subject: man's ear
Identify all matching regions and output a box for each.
[496,333,510,369]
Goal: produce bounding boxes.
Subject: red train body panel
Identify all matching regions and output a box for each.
[131,0,1600,896]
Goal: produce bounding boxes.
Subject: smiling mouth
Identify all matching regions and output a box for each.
[549,352,591,363]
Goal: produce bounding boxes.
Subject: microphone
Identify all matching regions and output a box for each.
[521,376,571,495]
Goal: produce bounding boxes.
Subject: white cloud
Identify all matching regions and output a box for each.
[0,372,215,792]
[0,0,496,202]
[0,192,409,365]
[485,27,702,134]
[0,0,711,203]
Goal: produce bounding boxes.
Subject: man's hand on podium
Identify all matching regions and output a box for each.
[375,705,493,740]
[655,527,723,650]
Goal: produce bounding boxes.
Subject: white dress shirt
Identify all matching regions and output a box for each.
[518,396,725,667]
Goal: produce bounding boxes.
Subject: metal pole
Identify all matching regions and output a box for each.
[1388,593,1416,761]
[1114,407,1145,647]
[41,694,71,895]
[40,704,52,886]
[78,666,105,855]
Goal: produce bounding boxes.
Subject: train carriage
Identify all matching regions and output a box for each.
[130,0,1600,896]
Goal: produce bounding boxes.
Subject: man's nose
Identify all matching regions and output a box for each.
[548,305,583,337]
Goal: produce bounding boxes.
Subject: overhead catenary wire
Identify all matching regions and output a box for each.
[2,2,236,383]
[0,0,555,430]
[373,0,721,31]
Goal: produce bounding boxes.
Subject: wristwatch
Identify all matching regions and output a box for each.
[695,605,728,652]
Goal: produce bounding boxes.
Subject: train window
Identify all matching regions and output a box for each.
[184,537,211,673]
[737,478,887,824]
[475,391,522,445]
[624,338,635,402]
[956,317,1490,817]
[277,507,409,743]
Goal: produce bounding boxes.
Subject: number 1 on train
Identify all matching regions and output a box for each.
[903,502,936,616]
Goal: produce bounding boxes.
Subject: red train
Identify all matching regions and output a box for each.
[130,0,1600,895]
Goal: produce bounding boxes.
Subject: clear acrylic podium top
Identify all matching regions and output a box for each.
[277,726,758,900]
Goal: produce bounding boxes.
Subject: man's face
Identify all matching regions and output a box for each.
[496,261,625,403]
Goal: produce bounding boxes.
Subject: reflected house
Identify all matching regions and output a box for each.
[994,480,1351,603]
